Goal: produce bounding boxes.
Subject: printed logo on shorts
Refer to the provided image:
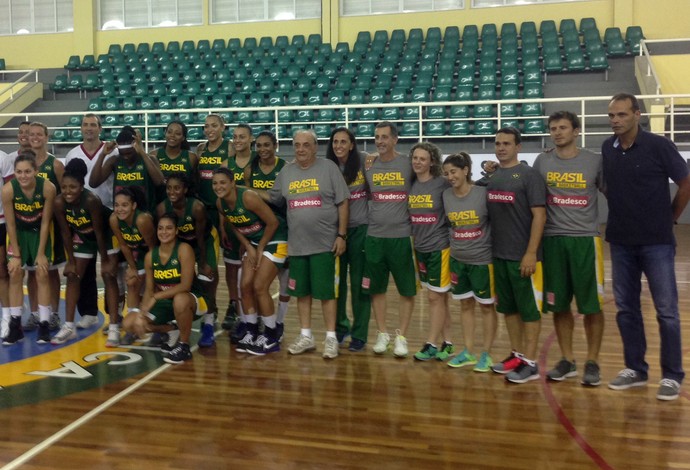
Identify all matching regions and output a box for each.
[547,291,555,305]
[361,277,371,289]
[288,278,297,290]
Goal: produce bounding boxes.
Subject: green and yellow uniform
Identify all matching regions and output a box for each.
[147,241,207,325]
[8,177,54,266]
[118,209,150,272]
[114,158,157,212]
[162,197,219,269]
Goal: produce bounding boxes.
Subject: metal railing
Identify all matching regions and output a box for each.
[1,92,690,153]
[0,69,41,101]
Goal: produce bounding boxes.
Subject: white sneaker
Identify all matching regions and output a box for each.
[393,330,408,358]
[322,336,339,359]
[288,334,316,355]
[105,328,121,348]
[51,324,77,345]
[373,331,391,355]
[76,315,99,329]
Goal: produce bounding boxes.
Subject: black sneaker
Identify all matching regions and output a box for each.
[163,342,192,364]
[49,312,61,331]
[235,330,256,353]
[3,317,24,345]
[246,330,280,356]
[37,321,51,344]
[222,302,238,331]
[348,338,366,352]
[275,322,284,343]
[230,321,248,345]
[546,358,577,381]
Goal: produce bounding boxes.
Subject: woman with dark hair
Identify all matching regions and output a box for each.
[442,153,496,372]
[242,130,291,341]
[156,172,219,348]
[122,212,207,364]
[1,151,57,345]
[110,187,157,341]
[213,167,287,355]
[325,127,371,352]
[408,142,454,362]
[149,120,198,203]
[52,159,120,346]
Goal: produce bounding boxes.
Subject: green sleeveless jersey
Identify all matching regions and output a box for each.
[197,139,231,207]
[114,157,157,211]
[220,187,287,244]
[247,156,286,191]
[228,150,257,186]
[162,197,209,244]
[151,241,203,295]
[37,154,60,192]
[118,209,148,252]
[156,148,193,178]
[11,177,45,231]
[65,188,96,240]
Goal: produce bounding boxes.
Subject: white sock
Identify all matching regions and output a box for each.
[38,305,50,322]
[300,328,312,338]
[277,301,288,323]
[245,313,258,324]
[326,331,337,339]
[203,313,214,325]
[65,321,75,329]
[10,306,22,318]
[262,314,277,329]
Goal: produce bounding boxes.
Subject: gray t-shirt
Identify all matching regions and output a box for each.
[270,158,350,256]
[533,148,603,237]
[487,163,546,261]
[344,154,369,228]
[443,185,492,265]
[409,176,450,253]
[365,154,413,238]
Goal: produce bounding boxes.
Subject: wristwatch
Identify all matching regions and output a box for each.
[337,233,347,240]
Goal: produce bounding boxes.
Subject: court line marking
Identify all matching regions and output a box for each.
[539,331,614,470]
[2,293,280,468]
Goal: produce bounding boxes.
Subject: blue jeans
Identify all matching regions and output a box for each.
[610,243,684,383]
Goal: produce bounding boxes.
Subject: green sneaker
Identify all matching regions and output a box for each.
[414,343,438,361]
[435,342,456,361]
[447,348,477,368]
[473,351,493,372]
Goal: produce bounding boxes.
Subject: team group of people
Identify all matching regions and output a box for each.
[0,92,686,400]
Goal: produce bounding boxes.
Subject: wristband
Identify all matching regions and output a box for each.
[337,233,347,240]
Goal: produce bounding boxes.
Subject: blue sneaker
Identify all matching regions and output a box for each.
[447,348,477,368]
[198,323,215,348]
[348,338,366,352]
[246,330,280,356]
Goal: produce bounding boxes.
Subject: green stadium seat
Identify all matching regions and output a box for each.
[500,22,517,39]
[268,92,284,107]
[400,122,420,137]
[227,38,241,51]
[66,74,84,93]
[314,75,331,91]
[481,23,497,40]
[473,120,495,135]
[108,44,122,56]
[604,27,627,56]
[139,95,156,110]
[580,17,597,32]
[540,20,557,36]
[70,129,83,141]
[82,74,101,92]
[80,55,97,70]
[521,102,543,117]
[477,84,495,100]
[523,82,543,99]
[65,55,80,71]
[449,121,470,136]
[524,119,545,134]
[122,43,136,56]
[626,26,644,54]
[474,103,494,118]
[425,121,445,136]
[520,21,537,38]
[49,74,68,95]
[589,49,610,72]
[307,89,324,105]
[566,50,586,72]
[354,123,374,138]
[543,52,563,73]
[52,128,68,142]
[275,36,289,50]
[560,19,578,36]
[151,42,165,56]
[292,35,306,47]
[307,33,322,48]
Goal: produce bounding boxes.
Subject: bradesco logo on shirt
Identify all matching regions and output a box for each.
[372,192,407,202]
[410,213,438,224]
[289,197,323,209]
[487,191,515,203]
[453,227,483,240]
[547,194,589,207]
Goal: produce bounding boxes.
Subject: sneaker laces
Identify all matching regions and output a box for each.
[254,335,268,347]
[617,368,638,378]
[659,378,679,389]
[55,325,74,340]
[239,332,254,344]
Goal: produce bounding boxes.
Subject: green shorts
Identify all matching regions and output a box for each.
[416,248,451,293]
[287,251,338,300]
[9,227,54,268]
[542,236,604,314]
[363,236,418,297]
[222,221,241,265]
[493,258,543,322]
[450,258,495,304]
[146,292,208,325]
[71,231,98,258]
[261,241,288,267]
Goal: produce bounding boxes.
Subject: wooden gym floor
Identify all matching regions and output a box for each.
[1,227,689,470]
